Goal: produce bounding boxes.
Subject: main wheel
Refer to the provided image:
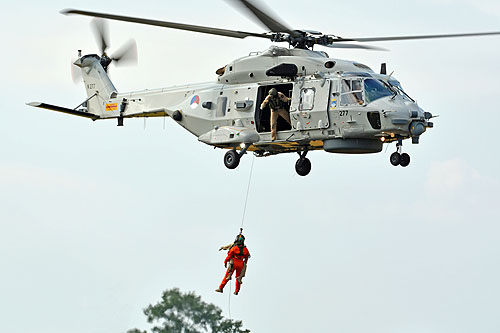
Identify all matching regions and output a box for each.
[224,150,240,169]
[295,157,312,176]
[390,152,401,166]
[400,153,410,167]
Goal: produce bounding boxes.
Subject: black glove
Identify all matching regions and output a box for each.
[224,262,227,268]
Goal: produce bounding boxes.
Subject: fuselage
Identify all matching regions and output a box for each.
[88,46,433,155]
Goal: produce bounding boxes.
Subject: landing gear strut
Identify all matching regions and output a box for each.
[390,138,410,167]
[224,145,249,169]
[295,149,311,176]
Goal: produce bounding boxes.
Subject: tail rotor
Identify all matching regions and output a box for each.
[91,18,138,72]
[71,18,138,82]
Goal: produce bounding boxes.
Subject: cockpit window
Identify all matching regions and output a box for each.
[364,79,393,104]
[340,79,364,106]
[389,79,403,90]
[338,78,404,106]
[389,79,414,102]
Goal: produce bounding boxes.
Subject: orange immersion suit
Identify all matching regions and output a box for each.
[219,245,250,293]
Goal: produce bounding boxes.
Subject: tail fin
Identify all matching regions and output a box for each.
[74,55,117,116]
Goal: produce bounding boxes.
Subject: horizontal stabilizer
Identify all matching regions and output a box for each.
[27,102,100,120]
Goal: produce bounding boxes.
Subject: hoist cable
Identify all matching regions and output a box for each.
[227,156,255,319]
[240,156,255,229]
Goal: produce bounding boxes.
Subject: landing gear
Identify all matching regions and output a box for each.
[390,138,411,167]
[224,150,240,169]
[400,153,410,167]
[223,145,250,170]
[390,152,401,166]
[295,149,311,176]
[295,158,311,176]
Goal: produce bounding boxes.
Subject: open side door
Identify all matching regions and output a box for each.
[290,79,331,131]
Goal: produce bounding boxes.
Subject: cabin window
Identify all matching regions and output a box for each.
[216,96,227,117]
[299,88,315,111]
[340,79,363,106]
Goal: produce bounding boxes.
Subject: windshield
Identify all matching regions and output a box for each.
[364,79,394,104]
[389,79,403,90]
[388,79,414,101]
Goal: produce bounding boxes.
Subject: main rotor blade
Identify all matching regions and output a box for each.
[338,31,500,43]
[62,9,269,40]
[227,0,299,37]
[324,43,388,51]
[92,18,109,54]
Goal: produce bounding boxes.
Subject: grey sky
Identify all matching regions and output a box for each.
[1,0,500,332]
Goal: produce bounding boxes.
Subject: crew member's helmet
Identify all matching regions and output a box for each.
[235,234,245,245]
[269,88,278,97]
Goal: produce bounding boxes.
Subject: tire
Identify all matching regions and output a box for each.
[400,153,410,167]
[224,150,240,169]
[390,152,401,166]
[295,157,312,176]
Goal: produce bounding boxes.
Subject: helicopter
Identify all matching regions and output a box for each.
[28,0,500,176]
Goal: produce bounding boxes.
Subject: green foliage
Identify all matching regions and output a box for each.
[127,288,250,333]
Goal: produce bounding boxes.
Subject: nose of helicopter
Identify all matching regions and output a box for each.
[409,105,435,143]
[378,99,434,144]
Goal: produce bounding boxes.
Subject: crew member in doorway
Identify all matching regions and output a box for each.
[260,88,291,141]
[215,233,250,295]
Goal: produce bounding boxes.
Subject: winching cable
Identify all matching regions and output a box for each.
[240,155,255,229]
[228,155,255,319]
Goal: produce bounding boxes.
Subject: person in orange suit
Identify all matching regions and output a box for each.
[215,234,250,295]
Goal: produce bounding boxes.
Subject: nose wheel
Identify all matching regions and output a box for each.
[295,149,311,176]
[400,153,410,167]
[390,139,411,167]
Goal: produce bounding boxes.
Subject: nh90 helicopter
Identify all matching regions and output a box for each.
[28,0,500,176]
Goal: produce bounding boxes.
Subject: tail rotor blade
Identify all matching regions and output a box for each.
[111,39,138,66]
[71,60,82,84]
[91,18,109,54]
